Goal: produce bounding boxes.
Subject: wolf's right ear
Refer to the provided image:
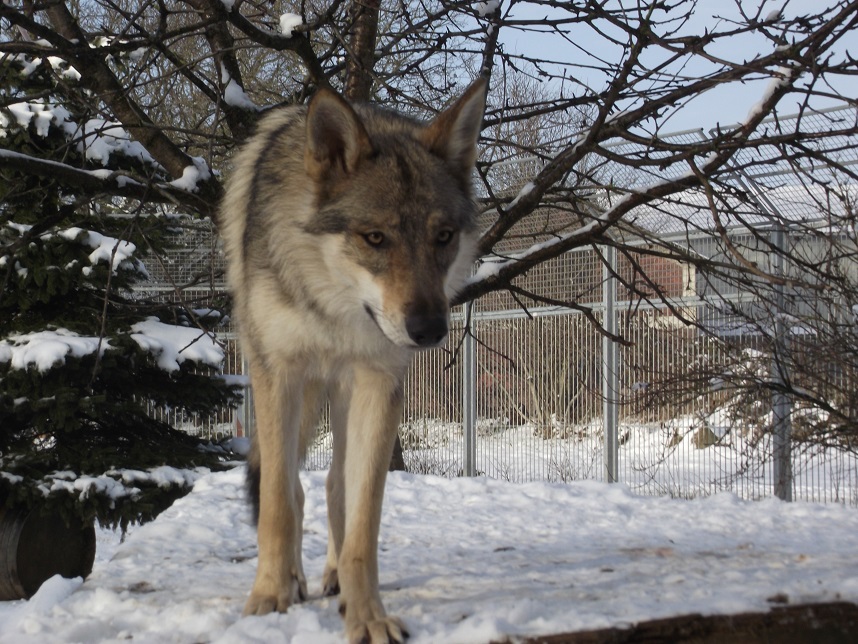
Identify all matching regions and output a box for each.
[419,77,487,177]
[305,88,373,181]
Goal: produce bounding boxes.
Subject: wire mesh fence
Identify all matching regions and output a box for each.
[306,269,858,504]
[149,104,858,505]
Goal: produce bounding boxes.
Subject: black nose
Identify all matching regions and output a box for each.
[405,314,448,347]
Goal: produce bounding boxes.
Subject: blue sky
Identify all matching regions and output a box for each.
[497,0,856,134]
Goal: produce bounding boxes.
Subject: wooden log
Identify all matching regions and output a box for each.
[499,602,858,644]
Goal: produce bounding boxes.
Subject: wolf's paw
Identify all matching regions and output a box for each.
[242,576,306,616]
[342,607,409,644]
[243,590,290,616]
[322,566,340,596]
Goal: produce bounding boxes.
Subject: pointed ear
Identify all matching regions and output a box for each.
[419,77,487,176]
[305,88,373,181]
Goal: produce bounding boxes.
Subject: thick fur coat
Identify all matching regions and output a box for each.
[219,79,487,643]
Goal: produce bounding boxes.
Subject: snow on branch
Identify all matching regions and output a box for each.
[0,329,109,373]
[5,215,227,375]
[0,223,145,371]
[38,466,208,505]
[220,64,259,111]
[168,156,214,193]
[3,50,81,81]
[0,321,226,375]
[57,227,146,276]
[0,98,161,169]
[279,13,303,37]
[475,1,501,18]
[130,318,225,373]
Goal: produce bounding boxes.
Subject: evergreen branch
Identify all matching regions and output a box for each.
[0,148,214,215]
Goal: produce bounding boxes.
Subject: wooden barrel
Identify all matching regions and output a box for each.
[0,504,96,600]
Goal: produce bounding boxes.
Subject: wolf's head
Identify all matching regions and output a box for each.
[302,79,487,349]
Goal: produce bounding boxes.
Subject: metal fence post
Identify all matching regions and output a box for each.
[241,356,254,438]
[771,223,793,501]
[462,302,477,477]
[602,245,620,483]
[716,150,796,502]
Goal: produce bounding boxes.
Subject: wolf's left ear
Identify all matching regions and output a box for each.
[420,77,487,176]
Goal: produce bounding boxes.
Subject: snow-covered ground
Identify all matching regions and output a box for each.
[3,466,858,643]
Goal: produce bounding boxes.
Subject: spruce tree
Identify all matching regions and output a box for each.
[0,46,242,529]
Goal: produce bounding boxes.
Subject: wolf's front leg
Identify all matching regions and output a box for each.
[323,381,348,597]
[244,365,307,615]
[337,366,409,644]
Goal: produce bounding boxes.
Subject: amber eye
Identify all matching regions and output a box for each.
[363,231,385,246]
[437,229,455,245]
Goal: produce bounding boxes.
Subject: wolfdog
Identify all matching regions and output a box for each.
[219,78,487,643]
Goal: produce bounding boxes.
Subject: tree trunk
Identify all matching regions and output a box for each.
[343,0,380,102]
